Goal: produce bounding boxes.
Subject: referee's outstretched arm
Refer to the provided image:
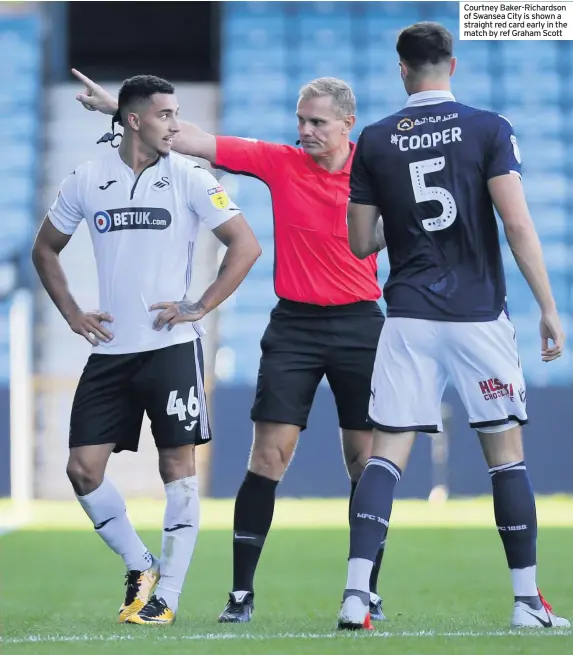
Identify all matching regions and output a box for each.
[73,69,217,163]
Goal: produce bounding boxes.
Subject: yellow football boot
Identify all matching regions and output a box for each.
[118,558,160,623]
[126,595,176,625]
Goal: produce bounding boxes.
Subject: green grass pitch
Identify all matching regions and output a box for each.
[1,498,571,654]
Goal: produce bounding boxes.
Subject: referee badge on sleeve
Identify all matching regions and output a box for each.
[207,185,230,210]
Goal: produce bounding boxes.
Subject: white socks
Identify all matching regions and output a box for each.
[346,558,374,594]
[511,565,538,597]
[77,477,152,572]
[78,475,201,614]
[154,476,200,613]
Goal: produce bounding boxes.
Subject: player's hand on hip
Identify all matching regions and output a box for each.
[68,310,114,346]
[150,300,207,331]
[539,310,565,362]
[71,68,118,115]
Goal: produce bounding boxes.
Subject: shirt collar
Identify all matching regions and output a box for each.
[304,141,355,176]
[405,90,456,108]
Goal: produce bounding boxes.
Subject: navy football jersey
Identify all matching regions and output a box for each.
[350,92,522,322]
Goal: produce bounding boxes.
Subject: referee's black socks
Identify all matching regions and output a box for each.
[232,470,279,593]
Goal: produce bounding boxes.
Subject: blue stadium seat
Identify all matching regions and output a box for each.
[0,209,32,256]
[523,174,567,206]
[528,205,567,236]
[500,41,558,71]
[224,1,289,18]
[0,112,35,139]
[520,139,566,173]
[0,176,33,204]
[507,272,561,308]
[455,57,491,77]
[222,73,289,105]
[363,77,408,106]
[0,142,35,173]
[433,1,461,18]
[224,19,286,44]
[359,50,403,77]
[364,1,421,19]
[0,32,40,69]
[296,46,353,73]
[223,49,286,74]
[503,107,562,138]
[503,73,561,105]
[539,243,572,274]
[455,74,491,105]
[297,58,353,79]
[298,1,352,19]
[298,18,352,45]
[223,108,293,135]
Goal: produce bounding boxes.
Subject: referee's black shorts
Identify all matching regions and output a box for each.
[69,340,211,453]
[251,299,385,431]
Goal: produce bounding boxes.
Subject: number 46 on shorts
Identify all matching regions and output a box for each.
[166,387,200,431]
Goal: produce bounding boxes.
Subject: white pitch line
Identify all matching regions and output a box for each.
[2,630,572,644]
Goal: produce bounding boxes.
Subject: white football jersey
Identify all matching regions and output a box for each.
[48,149,241,355]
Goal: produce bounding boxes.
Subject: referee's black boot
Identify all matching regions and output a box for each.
[217,591,254,623]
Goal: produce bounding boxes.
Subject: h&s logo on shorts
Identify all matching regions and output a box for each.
[478,378,515,402]
[94,208,172,233]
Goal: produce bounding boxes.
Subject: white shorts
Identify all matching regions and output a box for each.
[369,313,528,433]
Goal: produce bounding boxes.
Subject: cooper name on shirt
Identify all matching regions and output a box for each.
[391,127,462,152]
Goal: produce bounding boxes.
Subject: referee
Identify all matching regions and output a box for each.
[73,71,388,623]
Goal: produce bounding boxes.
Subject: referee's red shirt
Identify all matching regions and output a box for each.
[215,137,381,306]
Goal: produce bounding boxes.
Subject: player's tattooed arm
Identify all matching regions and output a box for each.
[151,299,207,331]
[175,300,206,320]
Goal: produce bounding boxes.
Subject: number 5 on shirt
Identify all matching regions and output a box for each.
[409,157,458,232]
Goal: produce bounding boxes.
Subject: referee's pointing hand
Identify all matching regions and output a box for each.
[71,68,117,116]
[150,300,207,331]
